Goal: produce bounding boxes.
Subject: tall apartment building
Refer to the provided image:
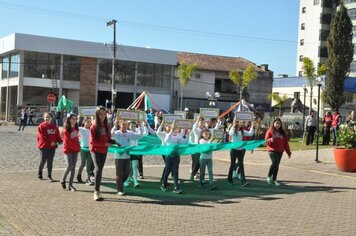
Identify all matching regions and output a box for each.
[296,0,341,76]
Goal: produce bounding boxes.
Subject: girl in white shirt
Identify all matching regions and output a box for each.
[77,117,94,185]
[112,120,143,196]
[199,129,217,190]
[228,116,255,186]
[161,121,189,194]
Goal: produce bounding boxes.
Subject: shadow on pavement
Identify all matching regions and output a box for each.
[98,177,356,207]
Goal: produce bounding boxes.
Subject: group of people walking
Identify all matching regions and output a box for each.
[36,106,292,201]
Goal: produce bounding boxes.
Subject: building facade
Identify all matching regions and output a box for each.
[0,33,273,121]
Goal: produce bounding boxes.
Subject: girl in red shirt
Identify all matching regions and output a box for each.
[265,118,291,186]
[90,106,115,201]
[60,113,80,191]
[37,112,61,181]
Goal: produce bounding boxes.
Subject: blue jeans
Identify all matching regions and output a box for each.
[200,158,213,185]
[332,127,339,145]
[162,155,180,189]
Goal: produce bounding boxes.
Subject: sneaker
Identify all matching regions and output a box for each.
[38,174,43,180]
[134,183,141,189]
[77,175,84,183]
[241,181,250,187]
[139,175,144,179]
[90,176,95,182]
[273,181,281,186]
[86,179,94,186]
[117,191,125,196]
[94,191,103,201]
[209,185,217,190]
[173,188,182,194]
[48,176,55,182]
[60,181,66,190]
[160,185,168,192]
[68,186,77,192]
[189,175,194,182]
[266,177,273,185]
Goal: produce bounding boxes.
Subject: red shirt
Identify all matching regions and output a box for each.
[89,123,111,154]
[37,122,61,149]
[62,128,81,154]
[331,114,340,127]
[265,129,291,156]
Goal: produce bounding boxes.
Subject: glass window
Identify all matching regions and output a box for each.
[323,0,333,8]
[9,54,19,78]
[345,0,356,4]
[98,59,135,85]
[321,14,332,25]
[314,0,320,5]
[319,47,328,58]
[302,7,306,13]
[348,9,356,20]
[2,57,9,80]
[301,23,305,30]
[350,61,356,72]
[320,30,330,41]
[300,39,304,46]
[137,62,171,88]
[63,56,80,81]
[299,55,304,62]
[24,52,60,79]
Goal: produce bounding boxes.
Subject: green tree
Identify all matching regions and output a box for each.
[302,57,327,111]
[324,2,353,110]
[177,62,197,111]
[229,64,257,101]
[268,92,288,117]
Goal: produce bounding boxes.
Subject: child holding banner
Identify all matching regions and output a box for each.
[90,106,116,201]
[199,129,217,190]
[228,116,254,187]
[113,120,144,195]
[123,121,147,189]
[265,118,291,186]
[60,113,81,191]
[77,117,94,185]
[161,121,189,194]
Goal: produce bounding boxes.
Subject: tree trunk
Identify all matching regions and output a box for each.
[180,89,184,111]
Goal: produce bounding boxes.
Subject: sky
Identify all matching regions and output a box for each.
[0,0,300,77]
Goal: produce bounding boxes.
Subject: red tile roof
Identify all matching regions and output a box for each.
[177,52,266,72]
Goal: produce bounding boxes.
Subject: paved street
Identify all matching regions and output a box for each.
[0,125,355,235]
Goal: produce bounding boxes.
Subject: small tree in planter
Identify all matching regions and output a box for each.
[334,126,356,172]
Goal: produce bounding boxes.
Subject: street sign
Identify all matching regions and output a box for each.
[47,93,56,103]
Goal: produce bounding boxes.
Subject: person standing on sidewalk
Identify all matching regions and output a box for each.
[331,110,341,146]
[305,111,316,145]
[90,106,116,201]
[37,112,61,181]
[77,117,94,185]
[18,107,28,131]
[322,112,333,145]
[60,113,81,192]
[265,118,292,186]
[227,116,254,187]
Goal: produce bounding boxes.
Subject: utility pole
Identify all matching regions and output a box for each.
[107,19,117,110]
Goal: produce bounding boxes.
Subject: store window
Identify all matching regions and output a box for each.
[1,57,9,80]
[63,56,80,81]
[9,54,19,78]
[24,52,60,79]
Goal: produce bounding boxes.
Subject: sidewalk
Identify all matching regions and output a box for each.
[0,125,355,235]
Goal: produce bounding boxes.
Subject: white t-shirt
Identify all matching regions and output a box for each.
[113,129,143,159]
[199,138,212,159]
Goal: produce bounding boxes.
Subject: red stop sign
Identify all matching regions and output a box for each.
[47,93,56,103]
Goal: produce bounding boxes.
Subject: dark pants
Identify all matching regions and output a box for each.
[38,148,56,177]
[162,155,180,189]
[306,126,316,145]
[18,118,27,131]
[190,153,200,177]
[137,155,143,176]
[268,152,283,181]
[77,150,94,179]
[92,152,107,192]
[28,117,35,125]
[62,152,78,186]
[322,127,331,145]
[115,159,130,192]
[228,149,246,182]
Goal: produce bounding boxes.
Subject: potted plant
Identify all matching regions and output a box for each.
[333,126,356,172]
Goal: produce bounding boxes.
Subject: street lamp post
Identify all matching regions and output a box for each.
[206,91,220,107]
[315,77,322,163]
[107,19,117,110]
[302,84,307,132]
